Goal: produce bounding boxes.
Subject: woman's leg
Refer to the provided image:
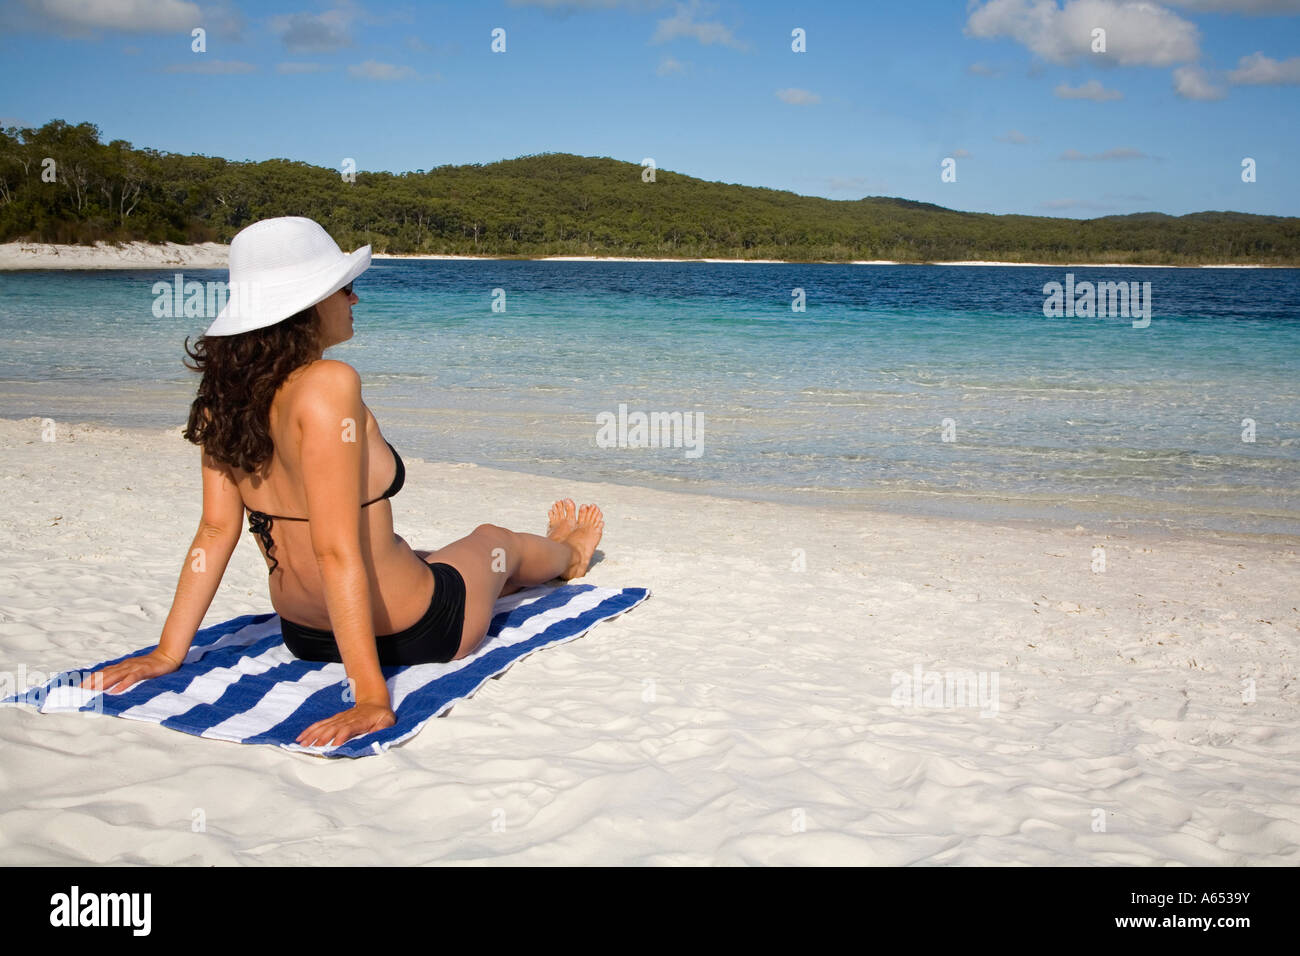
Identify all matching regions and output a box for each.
[421,501,603,660]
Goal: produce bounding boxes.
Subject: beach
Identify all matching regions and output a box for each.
[0,241,230,271]
[7,0,1300,887]
[1,415,1296,865]
[0,242,1279,270]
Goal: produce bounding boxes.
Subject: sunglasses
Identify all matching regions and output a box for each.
[340,281,355,296]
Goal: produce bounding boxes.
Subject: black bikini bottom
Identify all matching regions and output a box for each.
[279,561,467,666]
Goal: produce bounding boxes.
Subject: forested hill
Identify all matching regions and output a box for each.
[3,119,1298,265]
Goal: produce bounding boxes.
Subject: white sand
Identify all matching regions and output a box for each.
[2,243,1275,270]
[1,415,1297,864]
[371,253,504,261]
[0,241,230,271]
[928,260,1274,269]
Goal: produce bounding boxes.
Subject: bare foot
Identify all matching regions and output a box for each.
[559,504,604,580]
[547,498,577,540]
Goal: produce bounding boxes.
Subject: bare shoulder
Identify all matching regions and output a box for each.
[287,360,363,437]
[295,358,361,393]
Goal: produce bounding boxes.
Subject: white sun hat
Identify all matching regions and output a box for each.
[204,216,371,336]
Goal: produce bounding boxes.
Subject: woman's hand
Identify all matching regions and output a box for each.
[296,701,396,748]
[79,649,181,694]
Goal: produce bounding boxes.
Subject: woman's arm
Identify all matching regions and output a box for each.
[294,360,394,741]
[156,450,245,663]
[81,448,243,692]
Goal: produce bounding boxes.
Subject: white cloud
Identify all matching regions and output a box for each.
[164,59,256,74]
[1059,146,1148,159]
[23,0,200,32]
[1054,78,1123,99]
[966,0,1201,66]
[1039,198,1118,210]
[967,61,999,76]
[202,1,245,41]
[826,176,874,192]
[277,61,332,74]
[952,148,973,158]
[656,55,686,75]
[651,0,745,49]
[1162,0,1300,12]
[1173,63,1227,98]
[348,59,417,80]
[799,175,889,195]
[272,1,360,53]
[776,87,820,105]
[508,0,638,8]
[1228,51,1300,84]
[996,128,1035,143]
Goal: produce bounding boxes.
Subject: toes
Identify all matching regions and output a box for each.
[548,500,578,535]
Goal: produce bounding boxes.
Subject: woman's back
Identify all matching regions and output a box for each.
[227,358,434,633]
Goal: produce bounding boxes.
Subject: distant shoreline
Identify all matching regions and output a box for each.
[0,240,1289,271]
[378,254,1278,269]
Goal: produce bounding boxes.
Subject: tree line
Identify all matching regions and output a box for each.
[2,119,1298,265]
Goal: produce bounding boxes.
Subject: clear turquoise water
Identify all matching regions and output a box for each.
[2,261,1298,538]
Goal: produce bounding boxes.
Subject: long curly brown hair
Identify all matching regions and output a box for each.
[182,306,322,473]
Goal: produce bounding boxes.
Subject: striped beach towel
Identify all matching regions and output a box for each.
[2,583,650,758]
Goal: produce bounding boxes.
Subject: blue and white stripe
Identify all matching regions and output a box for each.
[2,584,650,758]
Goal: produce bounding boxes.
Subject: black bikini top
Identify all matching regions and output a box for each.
[246,440,405,573]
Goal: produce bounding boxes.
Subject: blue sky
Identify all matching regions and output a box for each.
[2,0,1299,217]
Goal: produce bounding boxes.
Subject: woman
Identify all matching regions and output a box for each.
[81,217,604,748]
